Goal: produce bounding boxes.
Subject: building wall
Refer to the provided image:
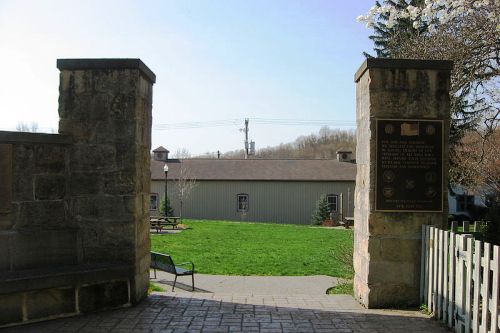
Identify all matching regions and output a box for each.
[448,186,489,217]
[151,180,355,225]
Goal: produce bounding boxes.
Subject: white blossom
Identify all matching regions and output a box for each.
[357,0,495,32]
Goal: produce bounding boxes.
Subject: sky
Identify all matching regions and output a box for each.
[0,0,375,156]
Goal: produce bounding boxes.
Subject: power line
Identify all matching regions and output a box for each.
[153,118,356,130]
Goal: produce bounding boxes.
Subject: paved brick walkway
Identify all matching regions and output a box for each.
[3,293,449,333]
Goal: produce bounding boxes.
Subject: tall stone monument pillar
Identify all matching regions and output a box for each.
[57,59,155,303]
[353,59,453,308]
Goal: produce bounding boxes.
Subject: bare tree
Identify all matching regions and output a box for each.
[174,163,198,221]
[172,148,191,159]
[453,128,500,197]
[16,122,39,132]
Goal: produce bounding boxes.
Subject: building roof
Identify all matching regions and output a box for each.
[151,158,356,181]
[153,146,169,153]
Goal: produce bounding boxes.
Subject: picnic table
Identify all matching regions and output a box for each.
[339,217,354,229]
[150,216,181,233]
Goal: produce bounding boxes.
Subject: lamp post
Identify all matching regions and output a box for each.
[164,163,169,217]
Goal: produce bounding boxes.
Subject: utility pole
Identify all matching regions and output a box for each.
[243,118,249,159]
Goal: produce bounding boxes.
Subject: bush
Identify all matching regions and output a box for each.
[160,197,174,216]
[481,200,500,245]
[311,195,330,225]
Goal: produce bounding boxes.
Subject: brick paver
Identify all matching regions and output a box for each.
[2,293,449,332]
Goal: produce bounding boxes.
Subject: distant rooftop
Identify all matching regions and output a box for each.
[151,158,356,182]
[152,146,169,153]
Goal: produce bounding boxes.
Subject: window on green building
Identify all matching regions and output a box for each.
[327,194,338,212]
[237,194,249,212]
[150,193,159,211]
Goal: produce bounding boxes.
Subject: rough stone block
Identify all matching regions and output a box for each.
[368,261,416,285]
[103,172,135,195]
[34,144,67,172]
[71,195,132,220]
[27,287,75,320]
[12,230,77,270]
[0,293,23,325]
[114,143,137,171]
[93,119,137,145]
[377,238,421,262]
[34,174,67,200]
[0,232,11,271]
[368,283,420,308]
[13,200,67,229]
[70,144,116,172]
[0,212,13,230]
[69,172,102,195]
[131,271,149,304]
[78,280,129,313]
[0,144,12,215]
[11,144,34,202]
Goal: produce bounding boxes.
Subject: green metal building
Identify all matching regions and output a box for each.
[150,149,356,225]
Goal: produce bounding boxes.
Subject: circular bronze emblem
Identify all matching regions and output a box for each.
[425,187,437,198]
[405,179,416,190]
[383,186,394,198]
[426,125,436,135]
[383,170,396,183]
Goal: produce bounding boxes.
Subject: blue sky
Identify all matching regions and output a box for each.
[0,0,375,155]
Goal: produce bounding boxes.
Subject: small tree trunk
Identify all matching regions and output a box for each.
[179,200,183,222]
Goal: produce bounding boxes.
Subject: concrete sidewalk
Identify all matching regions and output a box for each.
[151,270,342,295]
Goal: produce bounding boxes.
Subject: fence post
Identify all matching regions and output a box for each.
[455,234,466,332]
[490,246,499,332]
[471,239,481,332]
[433,228,440,316]
[464,236,473,332]
[437,229,444,320]
[463,221,470,233]
[424,225,430,306]
[448,232,456,328]
[451,221,458,232]
[480,242,490,333]
[428,227,435,312]
[443,230,449,322]
[421,225,427,304]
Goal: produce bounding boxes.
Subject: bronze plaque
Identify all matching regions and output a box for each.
[376,119,443,212]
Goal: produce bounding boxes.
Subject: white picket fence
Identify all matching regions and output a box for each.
[421,224,500,333]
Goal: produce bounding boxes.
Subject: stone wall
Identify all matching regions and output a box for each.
[0,59,155,327]
[353,58,452,308]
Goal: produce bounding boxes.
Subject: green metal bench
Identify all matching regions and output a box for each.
[150,252,195,291]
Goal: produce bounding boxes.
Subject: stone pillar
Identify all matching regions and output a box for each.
[57,59,155,303]
[353,58,452,308]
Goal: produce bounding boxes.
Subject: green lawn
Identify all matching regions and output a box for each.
[151,219,354,278]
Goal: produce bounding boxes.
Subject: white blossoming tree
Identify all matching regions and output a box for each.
[359,0,500,193]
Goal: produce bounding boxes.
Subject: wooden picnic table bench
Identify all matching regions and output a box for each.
[150,216,181,233]
[150,251,195,291]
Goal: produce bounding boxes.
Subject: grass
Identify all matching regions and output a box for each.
[148,282,165,294]
[151,219,353,278]
[327,281,353,295]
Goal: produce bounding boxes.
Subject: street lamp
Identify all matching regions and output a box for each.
[164,163,169,217]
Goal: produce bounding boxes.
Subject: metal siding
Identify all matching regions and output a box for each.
[151,180,355,224]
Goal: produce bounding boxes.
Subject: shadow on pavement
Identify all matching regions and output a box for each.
[1,293,450,332]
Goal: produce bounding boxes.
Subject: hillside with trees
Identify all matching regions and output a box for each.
[197,126,356,159]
